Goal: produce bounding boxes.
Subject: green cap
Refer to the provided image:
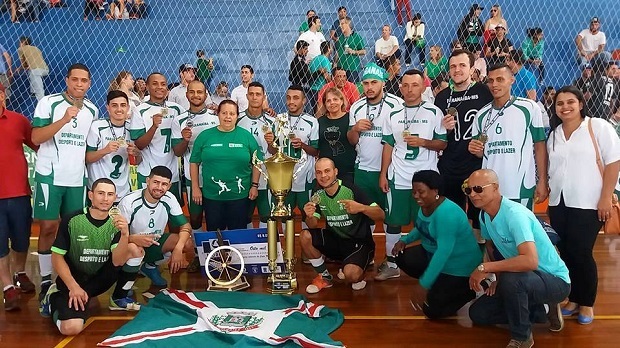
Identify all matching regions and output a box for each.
[362,62,388,82]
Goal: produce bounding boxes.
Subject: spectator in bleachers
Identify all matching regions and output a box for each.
[574,64,593,101]
[231,65,270,113]
[425,46,448,80]
[473,46,487,81]
[450,40,463,53]
[330,6,352,44]
[169,64,212,111]
[297,15,327,64]
[485,24,513,66]
[308,42,333,114]
[403,12,425,68]
[209,81,229,107]
[83,0,103,21]
[523,27,545,84]
[107,0,125,20]
[384,55,402,98]
[336,17,365,83]
[133,77,147,102]
[15,36,48,101]
[0,43,11,99]
[507,49,538,101]
[431,73,449,98]
[375,24,401,69]
[127,0,146,19]
[289,40,311,90]
[537,86,554,130]
[109,70,141,115]
[575,17,612,68]
[394,0,412,27]
[483,4,508,44]
[299,10,317,34]
[195,50,214,89]
[587,59,619,120]
[316,66,360,117]
[457,3,484,53]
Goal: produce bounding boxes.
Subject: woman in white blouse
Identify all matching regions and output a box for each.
[404,13,425,67]
[547,85,620,325]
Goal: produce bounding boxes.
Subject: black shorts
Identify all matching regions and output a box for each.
[309,228,375,269]
[50,290,95,322]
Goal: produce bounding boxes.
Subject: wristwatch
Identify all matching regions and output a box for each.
[477,263,486,272]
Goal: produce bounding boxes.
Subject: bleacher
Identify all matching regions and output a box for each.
[2,0,618,117]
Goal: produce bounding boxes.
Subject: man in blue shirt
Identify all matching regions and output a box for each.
[507,50,537,101]
[466,169,570,348]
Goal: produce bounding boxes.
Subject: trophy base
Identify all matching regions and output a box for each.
[206,276,251,292]
[267,273,297,294]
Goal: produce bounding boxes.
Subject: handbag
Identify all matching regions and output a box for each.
[588,119,620,234]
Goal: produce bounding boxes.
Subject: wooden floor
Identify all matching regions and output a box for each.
[2,234,620,347]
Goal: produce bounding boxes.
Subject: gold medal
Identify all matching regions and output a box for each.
[479,133,489,143]
[116,138,127,147]
[311,192,321,205]
[160,107,168,117]
[288,132,296,139]
[261,123,271,133]
[108,206,121,218]
[186,119,194,128]
[402,130,411,138]
[446,107,458,118]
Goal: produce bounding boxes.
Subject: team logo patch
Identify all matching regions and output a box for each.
[209,311,264,332]
[77,235,89,242]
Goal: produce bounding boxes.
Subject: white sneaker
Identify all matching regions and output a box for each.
[352,280,366,291]
[374,261,400,281]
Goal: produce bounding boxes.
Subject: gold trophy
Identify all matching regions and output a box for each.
[252,113,306,294]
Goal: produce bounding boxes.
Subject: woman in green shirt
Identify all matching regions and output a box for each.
[424,46,448,80]
[189,100,261,231]
[392,170,482,319]
[522,27,545,84]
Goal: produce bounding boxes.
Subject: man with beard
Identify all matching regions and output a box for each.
[316,67,360,117]
[168,64,213,111]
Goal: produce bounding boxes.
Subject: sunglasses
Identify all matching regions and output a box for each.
[491,9,497,12]
[462,183,496,195]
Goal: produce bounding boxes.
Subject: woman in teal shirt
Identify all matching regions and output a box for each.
[189,100,261,231]
[522,27,545,84]
[392,170,482,319]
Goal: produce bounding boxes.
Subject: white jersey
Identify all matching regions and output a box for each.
[230,85,249,112]
[118,189,187,240]
[349,93,404,172]
[275,113,319,192]
[129,101,185,182]
[171,108,219,184]
[472,97,546,200]
[383,102,447,189]
[86,119,132,200]
[237,111,276,190]
[32,93,98,187]
[168,84,214,111]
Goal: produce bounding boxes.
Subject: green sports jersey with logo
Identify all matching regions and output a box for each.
[190,126,261,200]
[171,109,219,184]
[472,97,546,199]
[349,93,404,172]
[32,93,98,187]
[118,189,188,240]
[382,102,447,190]
[312,181,376,240]
[86,119,132,199]
[129,101,185,182]
[237,112,275,190]
[51,208,120,283]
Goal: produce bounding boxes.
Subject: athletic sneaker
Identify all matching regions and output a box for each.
[337,269,345,280]
[140,263,167,287]
[351,280,367,291]
[13,272,35,293]
[305,275,333,294]
[38,281,52,303]
[3,286,20,311]
[374,261,400,281]
[39,283,58,317]
[547,302,564,332]
[506,333,534,348]
[109,297,141,311]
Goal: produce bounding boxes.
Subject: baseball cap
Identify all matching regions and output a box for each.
[591,17,599,23]
[362,62,388,82]
[495,24,506,30]
[471,3,484,11]
[179,63,195,73]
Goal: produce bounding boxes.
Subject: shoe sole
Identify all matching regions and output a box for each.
[374,273,400,281]
[109,306,140,311]
[549,305,564,332]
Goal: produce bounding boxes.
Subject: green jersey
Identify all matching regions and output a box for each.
[312,181,376,241]
[336,32,365,72]
[51,208,120,283]
[190,126,261,200]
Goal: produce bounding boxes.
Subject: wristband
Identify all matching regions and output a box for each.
[251,182,259,188]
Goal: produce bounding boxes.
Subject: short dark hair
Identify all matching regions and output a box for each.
[332,66,346,75]
[91,178,116,191]
[509,50,525,65]
[306,9,315,16]
[308,15,320,27]
[218,99,239,115]
[337,6,346,12]
[449,49,476,67]
[413,12,422,20]
[488,63,512,74]
[19,36,31,45]
[149,166,173,180]
[146,72,166,84]
[241,64,254,74]
[196,49,205,57]
[320,41,330,54]
[400,69,425,83]
[67,63,91,79]
[287,84,306,96]
[412,170,443,195]
[248,81,265,93]
[107,90,128,104]
[296,40,310,51]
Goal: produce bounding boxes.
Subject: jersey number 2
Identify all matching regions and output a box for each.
[110,155,123,179]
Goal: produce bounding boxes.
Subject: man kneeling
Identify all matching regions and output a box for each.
[40,179,143,336]
[301,158,385,293]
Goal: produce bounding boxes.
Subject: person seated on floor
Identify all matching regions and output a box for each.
[467,169,570,348]
[301,158,384,294]
[391,170,482,319]
[39,179,143,336]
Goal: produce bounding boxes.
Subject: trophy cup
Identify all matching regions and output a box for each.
[252,113,306,294]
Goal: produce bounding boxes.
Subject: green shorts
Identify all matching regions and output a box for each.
[249,189,272,222]
[385,181,419,227]
[284,182,314,219]
[354,168,386,209]
[143,233,171,264]
[137,173,183,207]
[186,180,203,216]
[33,180,86,220]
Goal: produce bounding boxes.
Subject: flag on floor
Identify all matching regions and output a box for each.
[98,289,345,347]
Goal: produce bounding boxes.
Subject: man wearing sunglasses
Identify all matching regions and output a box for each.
[466,169,570,348]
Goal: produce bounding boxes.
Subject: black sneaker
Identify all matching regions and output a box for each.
[547,303,564,332]
[38,281,52,303]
